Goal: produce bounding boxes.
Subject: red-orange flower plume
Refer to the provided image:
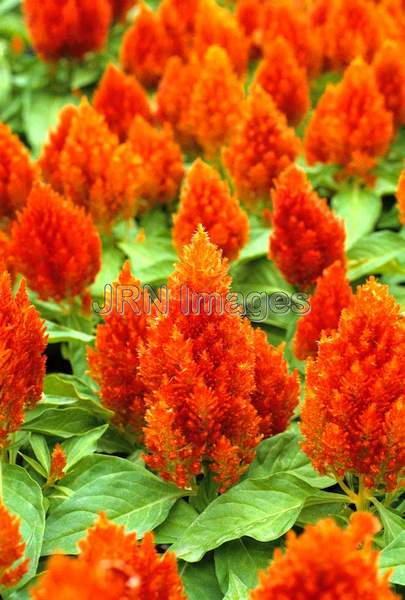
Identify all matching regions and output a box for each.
[223,85,301,207]
[23,0,112,61]
[397,169,405,225]
[0,231,14,277]
[373,41,405,127]
[252,328,299,437]
[88,261,150,438]
[236,0,265,56]
[173,159,249,260]
[120,3,172,87]
[0,123,34,221]
[304,58,394,180]
[0,503,29,589]
[186,46,245,158]
[269,166,346,289]
[301,277,405,492]
[93,64,151,140]
[294,261,353,360]
[32,514,186,599]
[109,0,136,21]
[11,183,101,301]
[159,0,199,60]
[0,272,47,448]
[139,227,261,491]
[48,444,67,483]
[254,36,310,125]
[250,513,398,600]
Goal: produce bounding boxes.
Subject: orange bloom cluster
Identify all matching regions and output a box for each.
[0,272,47,448]
[223,86,301,206]
[88,262,150,438]
[0,123,34,221]
[185,46,245,158]
[0,231,13,276]
[109,0,136,21]
[23,0,112,61]
[250,513,398,600]
[31,513,186,600]
[173,159,249,260]
[127,116,184,210]
[49,444,67,483]
[93,64,151,140]
[11,183,101,301]
[305,58,394,179]
[252,329,299,438]
[0,503,29,589]
[397,169,405,225]
[294,261,353,360]
[373,41,405,127]
[236,0,264,56]
[159,0,200,60]
[269,166,346,289]
[254,36,310,125]
[302,277,405,492]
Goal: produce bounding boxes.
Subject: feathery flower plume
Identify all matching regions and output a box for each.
[88,261,150,438]
[397,169,405,225]
[236,0,265,56]
[254,36,310,125]
[159,0,199,60]
[23,0,112,61]
[186,46,245,158]
[48,444,67,483]
[223,85,301,207]
[0,272,47,448]
[304,58,394,180]
[93,64,151,140]
[11,183,101,301]
[373,41,405,127]
[31,514,186,599]
[252,328,299,437]
[294,261,353,360]
[269,166,346,289]
[173,159,249,260]
[127,116,184,210]
[0,231,13,277]
[139,227,261,491]
[109,0,136,21]
[250,513,398,600]
[120,3,172,87]
[194,0,249,77]
[302,277,405,493]
[0,503,29,589]
[0,123,34,221]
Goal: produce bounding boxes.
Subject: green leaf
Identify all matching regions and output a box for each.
[46,321,95,344]
[215,538,274,593]
[171,474,319,562]
[236,216,270,265]
[331,186,382,250]
[380,532,405,586]
[20,453,48,479]
[373,500,405,545]
[0,0,21,16]
[2,464,45,591]
[347,231,405,281]
[42,456,184,555]
[23,407,102,438]
[0,49,11,109]
[223,572,249,600]
[90,241,124,298]
[181,557,223,600]
[154,500,198,544]
[61,425,109,471]
[246,430,334,489]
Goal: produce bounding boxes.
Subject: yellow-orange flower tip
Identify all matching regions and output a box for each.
[93,63,152,140]
[49,444,67,482]
[11,182,101,302]
[373,40,405,127]
[301,277,405,492]
[397,169,405,226]
[173,159,249,260]
[0,503,29,589]
[0,271,47,448]
[250,512,398,600]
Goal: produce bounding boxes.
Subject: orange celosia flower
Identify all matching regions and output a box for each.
[0,123,34,221]
[159,0,199,60]
[127,116,184,210]
[236,0,265,56]
[305,58,394,180]
[173,159,249,260]
[186,46,245,158]
[378,0,405,42]
[252,328,299,437]
[397,169,405,225]
[254,36,310,125]
[0,503,29,589]
[31,514,187,600]
[294,261,353,360]
[193,0,249,77]
[373,41,405,127]
[139,227,261,491]
[120,3,172,87]
[269,166,346,289]
[22,0,112,61]
[109,0,136,21]
[93,64,151,141]
[88,261,150,438]
[250,513,398,600]
[49,444,67,482]
[0,272,47,448]
[11,183,101,301]
[222,85,301,206]
[301,277,405,492]
[0,231,13,276]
